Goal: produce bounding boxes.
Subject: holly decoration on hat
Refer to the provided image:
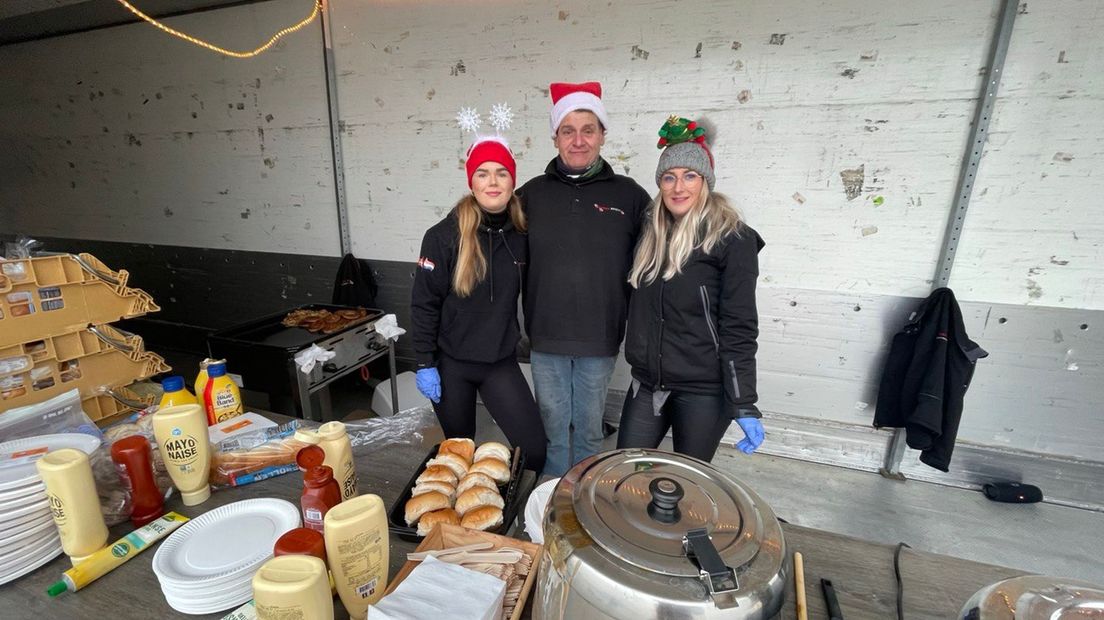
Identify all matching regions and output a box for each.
[656,114,706,148]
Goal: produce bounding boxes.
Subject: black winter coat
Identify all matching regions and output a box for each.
[410,211,526,367]
[624,224,765,419]
[517,158,651,357]
[874,287,988,472]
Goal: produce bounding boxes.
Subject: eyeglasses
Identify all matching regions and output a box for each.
[659,171,703,189]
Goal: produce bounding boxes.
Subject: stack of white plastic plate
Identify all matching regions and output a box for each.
[0,433,102,585]
[152,498,300,615]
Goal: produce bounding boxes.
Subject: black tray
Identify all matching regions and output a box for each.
[388,444,526,542]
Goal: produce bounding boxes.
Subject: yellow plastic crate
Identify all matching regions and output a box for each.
[83,385,155,424]
[0,253,160,348]
[0,324,170,411]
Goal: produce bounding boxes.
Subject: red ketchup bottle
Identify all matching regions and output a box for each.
[296,445,341,532]
[110,435,165,527]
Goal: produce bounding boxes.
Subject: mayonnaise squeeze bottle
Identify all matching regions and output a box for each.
[324,494,388,618]
[317,421,358,501]
[152,404,211,506]
[35,448,109,564]
[252,555,333,620]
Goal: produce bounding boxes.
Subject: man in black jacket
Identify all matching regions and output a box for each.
[518,81,651,476]
[874,288,987,471]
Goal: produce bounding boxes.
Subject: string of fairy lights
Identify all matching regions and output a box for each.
[113,0,322,59]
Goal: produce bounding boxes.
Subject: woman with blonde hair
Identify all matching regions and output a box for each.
[410,136,546,472]
[618,116,765,461]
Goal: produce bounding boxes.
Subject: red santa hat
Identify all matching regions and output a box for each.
[549,81,610,137]
[465,136,516,188]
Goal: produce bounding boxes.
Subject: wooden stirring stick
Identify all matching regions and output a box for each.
[795,551,808,620]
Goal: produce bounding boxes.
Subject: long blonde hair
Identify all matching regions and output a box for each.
[628,186,743,287]
[452,193,527,297]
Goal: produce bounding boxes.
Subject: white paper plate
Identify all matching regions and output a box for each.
[0,498,49,524]
[152,498,299,585]
[163,581,253,614]
[0,489,48,512]
[0,539,62,586]
[0,532,60,573]
[0,517,55,551]
[160,570,252,595]
[0,433,101,490]
[0,527,57,564]
[0,481,45,502]
[0,507,52,532]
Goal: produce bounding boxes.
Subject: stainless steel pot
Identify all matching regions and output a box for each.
[534,449,789,620]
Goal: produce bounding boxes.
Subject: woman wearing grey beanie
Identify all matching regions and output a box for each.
[618,116,766,461]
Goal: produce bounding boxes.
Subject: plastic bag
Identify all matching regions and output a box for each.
[210,415,317,489]
[0,389,133,526]
[101,405,176,509]
[344,405,435,451]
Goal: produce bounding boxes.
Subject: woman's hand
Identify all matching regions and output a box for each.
[416,367,442,403]
[735,417,764,454]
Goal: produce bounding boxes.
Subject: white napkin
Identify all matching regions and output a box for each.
[374,313,407,341]
[293,344,336,374]
[367,555,505,620]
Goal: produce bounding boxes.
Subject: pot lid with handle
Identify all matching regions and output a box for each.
[570,449,769,580]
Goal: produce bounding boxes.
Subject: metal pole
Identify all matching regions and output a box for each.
[880,0,1018,479]
[319,0,352,256]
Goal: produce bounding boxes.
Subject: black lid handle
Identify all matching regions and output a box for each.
[647,477,684,524]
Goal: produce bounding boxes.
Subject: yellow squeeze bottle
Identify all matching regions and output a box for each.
[252,555,333,620]
[47,512,189,596]
[35,448,109,565]
[318,421,358,501]
[158,375,198,409]
[203,360,243,425]
[152,404,212,506]
[324,494,388,618]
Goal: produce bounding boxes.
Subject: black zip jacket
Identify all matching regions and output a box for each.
[873,287,987,472]
[517,158,651,357]
[623,224,765,419]
[410,210,526,367]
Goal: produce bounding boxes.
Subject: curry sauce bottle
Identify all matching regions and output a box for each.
[203,360,243,425]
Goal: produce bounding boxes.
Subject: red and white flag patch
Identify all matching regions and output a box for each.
[417,256,436,271]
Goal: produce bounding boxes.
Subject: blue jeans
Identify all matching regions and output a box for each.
[530,351,617,477]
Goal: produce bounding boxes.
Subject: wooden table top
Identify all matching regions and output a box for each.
[1,410,1024,619]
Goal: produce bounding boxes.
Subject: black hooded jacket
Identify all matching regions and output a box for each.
[410,210,526,367]
[623,224,765,419]
[874,287,988,471]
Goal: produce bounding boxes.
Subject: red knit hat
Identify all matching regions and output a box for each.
[465,137,516,188]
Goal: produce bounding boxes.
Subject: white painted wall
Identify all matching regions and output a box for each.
[0,0,339,255]
[0,0,1100,463]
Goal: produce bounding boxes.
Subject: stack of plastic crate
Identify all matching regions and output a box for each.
[0,252,168,423]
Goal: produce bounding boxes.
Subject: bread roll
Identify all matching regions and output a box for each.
[455,486,504,516]
[416,465,458,486]
[427,452,469,479]
[412,480,455,501]
[404,491,451,526]
[469,457,511,484]
[457,472,498,495]
[416,508,460,536]
[438,438,475,464]
[474,441,511,465]
[460,505,503,531]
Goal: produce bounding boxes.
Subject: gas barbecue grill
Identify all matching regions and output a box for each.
[207,304,398,421]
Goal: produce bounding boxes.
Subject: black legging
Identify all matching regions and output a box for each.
[433,354,547,473]
[616,383,732,462]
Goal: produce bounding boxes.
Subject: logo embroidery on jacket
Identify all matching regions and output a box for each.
[593,203,625,215]
[417,257,435,271]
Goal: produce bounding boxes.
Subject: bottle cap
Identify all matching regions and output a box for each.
[206,362,227,378]
[273,528,327,561]
[296,445,326,471]
[317,421,346,440]
[161,375,185,392]
[304,464,335,487]
[47,581,68,597]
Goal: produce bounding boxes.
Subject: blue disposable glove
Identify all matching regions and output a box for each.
[415,367,441,403]
[735,417,765,454]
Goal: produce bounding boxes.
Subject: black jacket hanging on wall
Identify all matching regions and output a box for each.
[873,288,988,472]
[332,253,378,308]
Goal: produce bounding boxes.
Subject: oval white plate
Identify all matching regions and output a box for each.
[0,489,48,512]
[163,581,253,614]
[0,540,62,586]
[0,508,52,532]
[0,517,55,550]
[0,527,57,564]
[0,481,45,502]
[0,433,101,490]
[152,498,299,585]
[0,532,60,573]
[0,498,50,524]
